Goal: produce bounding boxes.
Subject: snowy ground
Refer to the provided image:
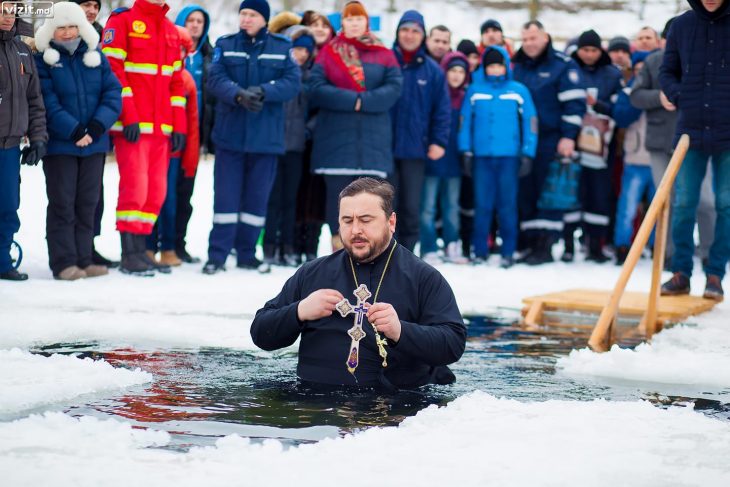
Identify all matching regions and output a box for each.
[2,158,729,485]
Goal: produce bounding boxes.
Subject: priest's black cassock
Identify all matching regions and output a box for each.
[251,239,467,389]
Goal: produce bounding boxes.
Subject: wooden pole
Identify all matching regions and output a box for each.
[588,135,689,352]
[642,201,670,339]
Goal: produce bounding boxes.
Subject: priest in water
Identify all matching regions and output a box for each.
[251,178,466,390]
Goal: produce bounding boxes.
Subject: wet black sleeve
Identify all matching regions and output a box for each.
[250,269,305,351]
[392,267,466,366]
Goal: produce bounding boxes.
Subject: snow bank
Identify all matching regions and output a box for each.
[2,391,729,487]
[557,309,730,390]
[0,349,152,416]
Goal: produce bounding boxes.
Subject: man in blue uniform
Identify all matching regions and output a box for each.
[203,0,300,274]
[513,20,586,265]
[251,178,466,390]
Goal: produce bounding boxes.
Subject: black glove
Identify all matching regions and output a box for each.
[20,140,46,166]
[519,156,533,178]
[86,120,105,141]
[171,132,186,153]
[461,152,473,178]
[123,123,140,143]
[71,124,86,143]
[236,88,264,113]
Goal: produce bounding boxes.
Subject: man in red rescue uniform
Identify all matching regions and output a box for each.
[102,0,187,276]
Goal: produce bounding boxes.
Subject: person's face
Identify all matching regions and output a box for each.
[521,25,549,59]
[342,15,367,39]
[0,5,15,31]
[291,47,310,66]
[426,29,451,60]
[635,28,659,51]
[446,66,466,88]
[310,18,332,46]
[398,25,424,52]
[485,63,506,76]
[577,46,602,66]
[185,11,205,42]
[701,0,725,13]
[481,27,503,47]
[53,25,80,42]
[609,49,631,69]
[339,193,396,264]
[239,9,266,36]
[79,1,99,23]
[467,53,480,72]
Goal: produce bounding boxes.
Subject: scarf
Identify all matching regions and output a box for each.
[321,32,387,92]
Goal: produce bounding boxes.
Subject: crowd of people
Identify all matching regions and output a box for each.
[0,0,727,299]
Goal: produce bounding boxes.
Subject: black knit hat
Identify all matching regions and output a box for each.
[482,48,505,66]
[73,0,101,7]
[456,39,478,57]
[239,0,271,22]
[480,19,502,34]
[607,36,630,53]
[577,29,602,49]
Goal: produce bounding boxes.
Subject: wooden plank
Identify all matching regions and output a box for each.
[644,201,670,339]
[523,300,544,327]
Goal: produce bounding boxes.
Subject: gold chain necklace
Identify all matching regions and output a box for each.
[348,239,397,367]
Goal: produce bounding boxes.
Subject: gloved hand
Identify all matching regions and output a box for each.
[171,132,186,153]
[123,123,140,143]
[236,88,264,112]
[20,140,46,166]
[519,156,533,177]
[86,120,105,141]
[461,152,473,178]
[71,124,87,143]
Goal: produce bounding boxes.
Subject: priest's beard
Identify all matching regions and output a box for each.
[341,226,393,264]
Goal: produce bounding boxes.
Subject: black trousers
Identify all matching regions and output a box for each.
[175,164,196,252]
[92,154,105,237]
[264,151,303,247]
[391,158,425,252]
[43,153,104,275]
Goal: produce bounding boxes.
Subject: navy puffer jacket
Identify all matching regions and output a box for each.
[659,0,730,153]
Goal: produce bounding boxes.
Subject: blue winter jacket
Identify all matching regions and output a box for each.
[175,5,211,116]
[571,49,623,117]
[513,41,586,150]
[659,0,730,153]
[391,10,451,160]
[458,46,537,159]
[34,41,121,157]
[208,28,300,154]
[613,78,641,129]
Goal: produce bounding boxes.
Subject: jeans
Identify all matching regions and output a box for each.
[671,149,730,279]
[473,156,519,258]
[614,164,656,248]
[419,176,461,255]
[0,146,21,272]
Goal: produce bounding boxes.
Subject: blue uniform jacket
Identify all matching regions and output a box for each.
[34,41,121,157]
[208,28,300,154]
[458,46,537,158]
[659,0,730,153]
[513,42,586,150]
[572,49,623,117]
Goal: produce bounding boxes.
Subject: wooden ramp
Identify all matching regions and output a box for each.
[522,288,718,333]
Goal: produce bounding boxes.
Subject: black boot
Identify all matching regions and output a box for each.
[586,238,610,263]
[615,246,629,266]
[119,232,154,276]
[525,235,554,266]
[92,245,120,268]
[176,247,201,264]
[0,268,28,281]
[136,235,171,274]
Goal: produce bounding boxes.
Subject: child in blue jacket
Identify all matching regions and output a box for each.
[458,46,537,267]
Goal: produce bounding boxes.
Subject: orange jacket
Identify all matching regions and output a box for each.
[101,0,186,137]
[178,69,200,177]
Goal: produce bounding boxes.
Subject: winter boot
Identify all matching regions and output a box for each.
[615,246,629,266]
[0,269,28,281]
[137,235,171,274]
[92,245,119,268]
[703,275,724,301]
[445,242,469,264]
[83,264,109,278]
[176,247,201,264]
[159,250,182,267]
[526,236,554,266]
[660,272,691,296]
[55,265,87,281]
[119,232,154,277]
[586,238,610,263]
[281,245,301,267]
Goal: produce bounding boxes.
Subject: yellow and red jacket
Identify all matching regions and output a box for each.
[101,0,186,137]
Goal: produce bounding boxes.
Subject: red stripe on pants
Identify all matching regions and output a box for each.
[114,134,170,235]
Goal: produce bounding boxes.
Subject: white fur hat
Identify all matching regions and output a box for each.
[35,2,101,67]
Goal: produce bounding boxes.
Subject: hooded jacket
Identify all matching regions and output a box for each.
[459,46,538,159]
[175,5,215,152]
[391,10,451,160]
[571,48,622,117]
[659,0,730,153]
[0,19,47,148]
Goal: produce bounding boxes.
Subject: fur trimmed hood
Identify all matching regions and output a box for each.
[269,11,302,34]
[35,2,101,67]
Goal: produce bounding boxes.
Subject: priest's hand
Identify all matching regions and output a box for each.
[367,303,401,342]
[297,289,345,322]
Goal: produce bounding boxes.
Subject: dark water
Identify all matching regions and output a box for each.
[32,316,730,450]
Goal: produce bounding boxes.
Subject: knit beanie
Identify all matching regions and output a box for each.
[293,32,315,52]
[456,39,478,57]
[577,29,602,49]
[480,19,502,34]
[482,48,505,66]
[607,35,630,53]
[73,0,100,7]
[239,0,270,23]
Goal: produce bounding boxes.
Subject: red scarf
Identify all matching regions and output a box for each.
[319,32,388,92]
